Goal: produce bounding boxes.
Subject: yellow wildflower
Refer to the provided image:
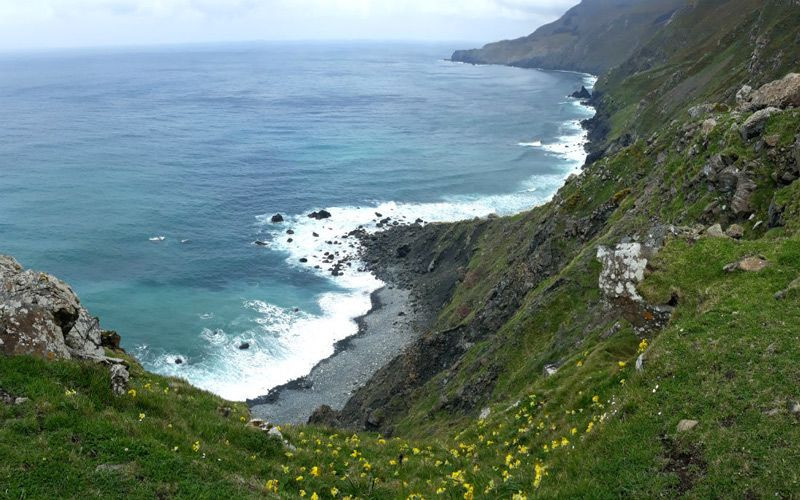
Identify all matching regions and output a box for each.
[330,487,339,497]
[191,441,200,452]
[127,389,136,398]
[138,413,145,421]
[533,462,546,488]
[310,466,320,477]
[264,479,278,493]
[570,427,577,435]
[576,360,583,367]
[512,493,527,500]
[295,475,304,482]
[310,493,318,500]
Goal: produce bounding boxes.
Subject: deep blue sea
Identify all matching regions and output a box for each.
[0,42,594,400]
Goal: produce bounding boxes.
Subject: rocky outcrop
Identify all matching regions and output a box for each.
[0,255,103,360]
[737,73,800,112]
[596,233,673,335]
[0,255,129,394]
[571,86,592,99]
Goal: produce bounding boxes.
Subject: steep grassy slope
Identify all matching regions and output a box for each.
[2,0,800,497]
[595,0,800,146]
[451,0,685,74]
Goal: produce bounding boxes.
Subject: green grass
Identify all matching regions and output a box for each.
[2,2,800,495]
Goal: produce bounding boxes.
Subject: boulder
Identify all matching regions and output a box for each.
[597,243,648,302]
[774,277,800,300]
[677,419,699,432]
[725,224,744,239]
[735,85,753,109]
[740,107,781,140]
[270,214,284,223]
[731,175,757,215]
[596,241,673,335]
[704,224,728,238]
[109,363,130,396]
[308,404,340,427]
[768,199,784,228]
[688,104,712,119]
[700,118,717,136]
[717,166,741,193]
[739,73,800,111]
[724,256,768,273]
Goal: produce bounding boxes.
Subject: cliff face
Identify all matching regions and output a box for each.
[451,0,686,74]
[3,0,800,496]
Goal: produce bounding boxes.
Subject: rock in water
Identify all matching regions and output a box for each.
[570,86,591,99]
[239,342,250,350]
[307,210,332,220]
[270,214,284,223]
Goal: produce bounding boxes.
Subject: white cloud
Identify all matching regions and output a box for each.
[0,0,579,50]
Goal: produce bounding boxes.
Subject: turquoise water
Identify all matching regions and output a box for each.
[0,42,594,400]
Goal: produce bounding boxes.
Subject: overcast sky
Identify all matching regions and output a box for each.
[0,0,579,51]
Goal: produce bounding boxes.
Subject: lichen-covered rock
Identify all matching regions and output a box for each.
[109,363,130,396]
[738,73,800,111]
[597,237,673,335]
[597,243,648,302]
[1,255,106,361]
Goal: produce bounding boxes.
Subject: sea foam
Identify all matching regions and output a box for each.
[142,72,597,402]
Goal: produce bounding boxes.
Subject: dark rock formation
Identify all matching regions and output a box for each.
[271,214,284,223]
[571,86,592,99]
[308,210,332,220]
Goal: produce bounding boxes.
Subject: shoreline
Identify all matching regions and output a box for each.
[248,284,422,424]
[247,71,599,424]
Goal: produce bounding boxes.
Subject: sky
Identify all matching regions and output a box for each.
[0,0,579,51]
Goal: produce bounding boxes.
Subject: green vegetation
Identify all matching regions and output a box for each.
[2,0,800,497]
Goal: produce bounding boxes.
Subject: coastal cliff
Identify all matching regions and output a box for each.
[2,0,800,497]
[451,0,686,74]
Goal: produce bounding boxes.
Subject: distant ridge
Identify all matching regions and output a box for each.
[451,0,686,74]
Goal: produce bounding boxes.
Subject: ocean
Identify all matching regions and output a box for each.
[0,41,594,401]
